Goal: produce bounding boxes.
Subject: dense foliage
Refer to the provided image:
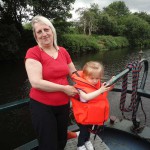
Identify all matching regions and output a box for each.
[59,34,100,55]
[75,1,150,47]
[0,24,21,60]
[59,34,129,55]
[0,0,75,60]
[0,0,150,60]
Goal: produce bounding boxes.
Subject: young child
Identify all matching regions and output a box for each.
[71,61,114,150]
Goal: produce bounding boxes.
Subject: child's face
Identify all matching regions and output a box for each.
[85,73,100,85]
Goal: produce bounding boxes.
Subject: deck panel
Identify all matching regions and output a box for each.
[65,133,110,150]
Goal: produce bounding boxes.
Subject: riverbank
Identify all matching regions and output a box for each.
[0,33,130,61]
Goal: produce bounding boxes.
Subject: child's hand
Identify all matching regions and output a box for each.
[108,76,115,91]
[109,84,115,91]
[105,76,115,90]
[100,83,111,93]
[101,78,115,92]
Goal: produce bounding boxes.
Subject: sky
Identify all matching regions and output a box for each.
[70,0,150,20]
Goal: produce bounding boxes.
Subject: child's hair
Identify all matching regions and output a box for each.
[82,61,104,78]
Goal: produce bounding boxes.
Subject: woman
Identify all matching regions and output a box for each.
[25,15,78,150]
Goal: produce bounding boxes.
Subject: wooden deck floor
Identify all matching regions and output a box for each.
[14,133,110,150]
[65,133,110,150]
[14,125,110,150]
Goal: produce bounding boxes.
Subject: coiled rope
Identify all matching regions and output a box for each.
[120,61,142,118]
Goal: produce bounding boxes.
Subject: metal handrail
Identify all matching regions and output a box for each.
[0,98,29,112]
[112,88,150,98]
[0,88,149,112]
[0,59,149,114]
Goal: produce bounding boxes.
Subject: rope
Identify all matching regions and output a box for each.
[120,61,142,118]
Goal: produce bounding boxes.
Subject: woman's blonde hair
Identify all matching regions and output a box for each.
[31,15,58,50]
[83,61,104,78]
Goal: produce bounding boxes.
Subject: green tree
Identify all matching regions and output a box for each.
[103,1,129,18]
[97,13,118,35]
[0,0,31,33]
[134,12,150,25]
[76,7,87,34]
[0,23,21,60]
[102,1,130,36]
[0,0,75,33]
[30,0,75,20]
[76,3,100,35]
[122,15,150,46]
[0,0,75,60]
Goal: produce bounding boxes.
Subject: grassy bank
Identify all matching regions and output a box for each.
[59,34,129,55]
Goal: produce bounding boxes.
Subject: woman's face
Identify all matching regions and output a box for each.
[34,22,54,47]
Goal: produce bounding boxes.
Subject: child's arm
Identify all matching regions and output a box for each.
[78,83,112,101]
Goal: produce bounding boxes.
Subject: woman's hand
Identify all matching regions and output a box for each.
[63,85,78,97]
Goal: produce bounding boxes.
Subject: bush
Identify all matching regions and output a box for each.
[59,34,100,55]
[98,35,129,49]
[0,24,21,60]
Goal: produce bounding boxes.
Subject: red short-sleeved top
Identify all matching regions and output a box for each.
[25,45,72,106]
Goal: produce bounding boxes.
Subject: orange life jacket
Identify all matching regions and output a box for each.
[71,71,110,125]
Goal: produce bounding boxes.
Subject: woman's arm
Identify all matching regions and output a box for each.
[25,58,78,96]
[68,62,77,75]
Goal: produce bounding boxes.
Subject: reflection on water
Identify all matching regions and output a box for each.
[0,48,150,149]
[0,60,28,105]
[72,48,150,127]
[73,48,150,88]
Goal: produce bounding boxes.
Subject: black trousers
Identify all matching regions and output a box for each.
[30,99,70,150]
[77,124,93,147]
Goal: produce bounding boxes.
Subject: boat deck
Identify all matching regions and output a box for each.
[14,133,110,150]
[14,120,150,150]
[65,133,110,150]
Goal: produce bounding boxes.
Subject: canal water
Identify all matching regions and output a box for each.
[0,48,150,149]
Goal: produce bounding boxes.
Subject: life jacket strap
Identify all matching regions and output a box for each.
[72,71,80,77]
